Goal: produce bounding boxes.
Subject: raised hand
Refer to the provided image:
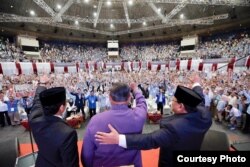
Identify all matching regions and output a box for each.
[95,124,119,144]
[130,82,137,93]
[40,75,50,84]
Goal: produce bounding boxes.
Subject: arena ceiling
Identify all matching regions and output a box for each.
[0,0,250,43]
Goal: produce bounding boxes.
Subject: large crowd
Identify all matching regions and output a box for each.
[0,68,249,132]
[196,33,250,59]
[0,38,25,62]
[1,31,250,63]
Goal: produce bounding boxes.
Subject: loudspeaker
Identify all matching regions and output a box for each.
[0,137,20,167]
[200,130,230,151]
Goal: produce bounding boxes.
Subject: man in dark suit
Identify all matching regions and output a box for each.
[29,76,79,167]
[155,87,166,115]
[71,88,85,117]
[96,74,212,167]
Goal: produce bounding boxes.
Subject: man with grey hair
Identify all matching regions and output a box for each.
[82,82,147,167]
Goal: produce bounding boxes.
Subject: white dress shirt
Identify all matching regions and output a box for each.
[0,101,8,112]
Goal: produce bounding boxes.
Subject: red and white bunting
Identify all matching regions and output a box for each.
[0,58,249,76]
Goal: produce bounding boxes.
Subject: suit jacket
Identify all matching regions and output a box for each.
[82,91,147,167]
[125,85,212,167]
[71,92,85,108]
[155,93,166,105]
[29,86,79,167]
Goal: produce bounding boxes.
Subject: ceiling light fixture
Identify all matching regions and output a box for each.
[75,20,79,25]
[107,1,112,6]
[180,13,184,19]
[57,4,62,9]
[30,10,35,16]
[110,23,114,28]
[84,0,89,3]
[93,5,97,8]
[143,21,147,26]
[93,12,97,17]
[128,0,133,6]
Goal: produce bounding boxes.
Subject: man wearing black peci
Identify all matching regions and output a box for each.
[29,75,79,167]
[96,73,212,167]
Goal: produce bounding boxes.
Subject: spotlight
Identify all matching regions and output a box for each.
[30,10,35,16]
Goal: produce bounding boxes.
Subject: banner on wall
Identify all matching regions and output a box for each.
[0,59,249,76]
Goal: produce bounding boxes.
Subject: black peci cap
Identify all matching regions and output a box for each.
[39,87,66,106]
[174,86,202,108]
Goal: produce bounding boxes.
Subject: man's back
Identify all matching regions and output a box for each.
[158,107,212,166]
[30,115,78,167]
[82,90,147,167]
[29,86,79,167]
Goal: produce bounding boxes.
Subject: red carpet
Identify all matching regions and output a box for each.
[20,141,159,167]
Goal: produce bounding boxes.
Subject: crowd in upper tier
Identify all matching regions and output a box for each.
[0,30,250,63]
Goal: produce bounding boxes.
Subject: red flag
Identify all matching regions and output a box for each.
[157,64,161,71]
[198,62,203,71]
[0,63,3,74]
[15,62,22,75]
[50,62,55,73]
[76,62,79,73]
[121,62,124,71]
[212,63,217,71]
[148,62,151,70]
[176,59,180,71]
[187,59,192,70]
[227,57,236,71]
[165,63,169,69]
[246,56,250,69]
[32,62,37,74]
[64,66,68,73]
[94,62,98,71]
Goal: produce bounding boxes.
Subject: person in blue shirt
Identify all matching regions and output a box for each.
[155,87,166,115]
[85,90,98,118]
[6,95,20,126]
[19,91,33,115]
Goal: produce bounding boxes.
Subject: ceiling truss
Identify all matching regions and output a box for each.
[73,0,250,6]
[0,13,228,36]
[0,0,246,36]
[163,1,187,23]
[94,1,103,28]
[123,1,131,28]
[32,0,56,17]
[54,0,74,22]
